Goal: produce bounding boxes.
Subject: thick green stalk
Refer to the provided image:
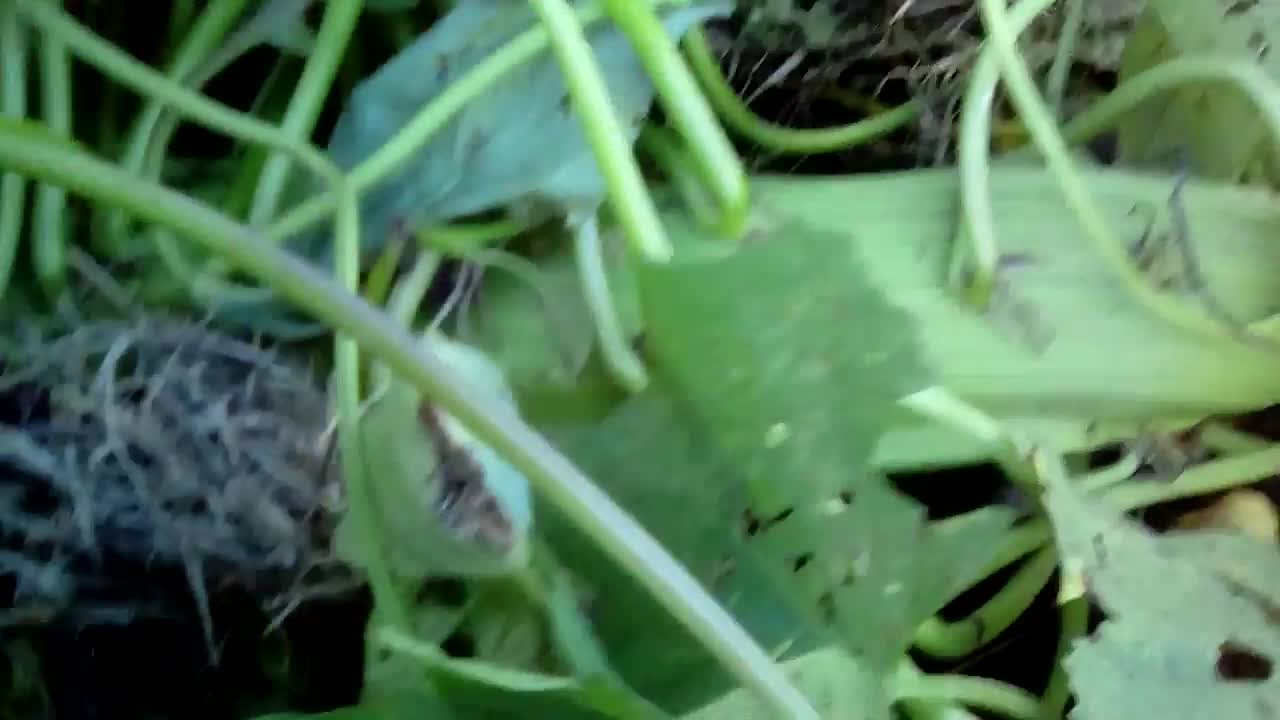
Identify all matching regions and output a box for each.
[600,0,748,234]
[247,0,363,226]
[530,0,673,262]
[33,10,71,299]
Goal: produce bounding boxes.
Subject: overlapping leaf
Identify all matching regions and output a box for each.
[633,188,1011,673]
[1040,457,1280,720]
[1118,0,1280,184]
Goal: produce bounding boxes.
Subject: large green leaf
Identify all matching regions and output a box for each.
[636,187,1012,671]
[1039,454,1280,720]
[637,193,927,509]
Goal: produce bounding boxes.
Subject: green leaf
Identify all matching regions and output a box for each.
[635,185,1010,671]
[1117,0,1280,183]
[751,493,1014,673]
[540,386,822,713]
[1038,454,1280,720]
[637,196,928,509]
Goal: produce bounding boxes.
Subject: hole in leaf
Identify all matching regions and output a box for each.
[790,553,813,572]
[742,506,794,537]
[441,630,476,659]
[1216,640,1273,682]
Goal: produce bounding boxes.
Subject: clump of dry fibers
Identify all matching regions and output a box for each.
[0,317,350,654]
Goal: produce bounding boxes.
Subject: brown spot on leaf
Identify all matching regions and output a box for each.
[1216,640,1273,682]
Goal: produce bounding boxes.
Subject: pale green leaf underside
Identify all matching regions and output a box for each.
[1041,462,1279,720]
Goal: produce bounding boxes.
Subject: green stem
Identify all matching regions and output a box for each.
[1044,0,1085,119]
[1059,58,1280,165]
[951,0,1057,308]
[913,546,1058,659]
[530,0,672,262]
[105,0,250,254]
[636,124,719,228]
[332,187,413,635]
[33,7,71,300]
[1197,422,1274,456]
[386,251,441,329]
[263,0,689,247]
[977,0,1254,346]
[599,1,747,235]
[683,27,920,154]
[416,216,530,254]
[0,3,30,302]
[0,128,814,720]
[247,0,362,226]
[573,214,649,392]
[17,0,336,304]
[1039,594,1086,720]
[1103,444,1280,511]
[1075,450,1141,493]
[893,660,1041,720]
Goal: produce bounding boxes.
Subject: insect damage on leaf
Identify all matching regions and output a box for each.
[1036,451,1280,720]
[416,402,517,555]
[334,336,533,579]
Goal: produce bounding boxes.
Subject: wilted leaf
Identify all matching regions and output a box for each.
[1038,453,1280,720]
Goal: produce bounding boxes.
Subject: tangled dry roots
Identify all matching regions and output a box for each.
[0,317,351,649]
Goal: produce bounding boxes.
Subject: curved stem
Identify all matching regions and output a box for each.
[33,12,71,299]
[1075,450,1141,494]
[977,0,1254,346]
[1104,444,1280,511]
[247,0,362,226]
[601,2,748,235]
[17,0,336,305]
[952,0,1056,308]
[1060,58,1280,160]
[530,0,672,262]
[1045,0,1085,119]
[637,124,719,228]
[416,216,530,254]
[1197,422,1274,456]
[913,546,1058,659]
[1040,594,1086,720]
[573,214,649,392]
[0,127,815,720]
[104,0,250,256]
[893,660,1041,720]
[683,27,921,155]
